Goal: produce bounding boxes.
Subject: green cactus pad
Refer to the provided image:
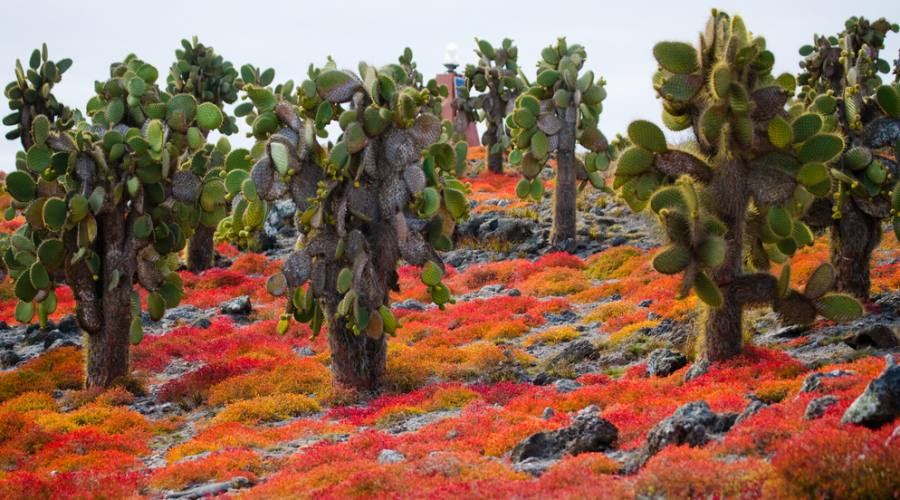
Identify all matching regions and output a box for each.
[536,70,560,87]
[843,147,871,171]
[14,301,34,324]
[796,162,828,188]
[816,294,863,322]
[803,263,835,300]
[767,206,793,238]
[766,116,792,148]
[698,237,726,268]
[337,267,353,294]
[29,262,49,290]
[693,271,723,307]
[627,120,667,153]
[529,178,544,201]
[652,42,699,74]
[5,171,36,202]
[443,187,468,219]
[378,305,397,335]
[41,197,67,231]
[148,292,165,321]
[196,102,224,130]
[14,272,37,302]
[660,74,702,102]
[798,134,843,164]
[421,260,443,287]
[616,147,654,176]
[649,186,687,214]
[515,178,530,199]
[26,145,51,172]
[652,245,691,274]
[875,85,899,118]
[791,114,822,143]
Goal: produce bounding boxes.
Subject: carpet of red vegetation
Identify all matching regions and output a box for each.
[0,174,898,498]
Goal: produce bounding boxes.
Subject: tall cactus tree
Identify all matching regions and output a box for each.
[229,54,469,391]
[454,38,524,174]
[796,17,900,301]
[613,11,862,362]
[2,48,226,387]
[508,38,611,248]
[166,37,240,273]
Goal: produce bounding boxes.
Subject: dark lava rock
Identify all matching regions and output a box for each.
[546,340,595,368]
[799,369,856,393]
[628,401,736,472]
[219,295,252,316]
[0,350,20,368]
[735,399,767,425]
[841,356,900,428]
[805,396,839,420]
[646,348,688,377]
[683,359,710,382]
[510,406,618,463]
[844,324,899,350]
[166,476,253,499]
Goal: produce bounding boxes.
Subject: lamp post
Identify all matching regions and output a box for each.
[437,43,479,146]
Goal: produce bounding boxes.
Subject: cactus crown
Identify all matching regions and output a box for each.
[613,10,862,324]
[454,38,524,153]
[223,50,469,338]
[507,38,612,200]
[167,36,240,135]
[1,48,229,339]
[795,17,899,230]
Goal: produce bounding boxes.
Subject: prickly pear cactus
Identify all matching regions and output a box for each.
[508,38,612,247]
[795,17,900,300]
[166,37,240,272]
[454,38,524,174]
[231,53,469,390]
[613,11,862,362]
[2,48,225,387]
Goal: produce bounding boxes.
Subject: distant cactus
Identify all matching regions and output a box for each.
[613,11,863,362]
[796,17,900,301]
[454,38,525,173]
[230,51,469,391]
[167,37,240,273]
[2,47,227,387]
[508,38,612,248]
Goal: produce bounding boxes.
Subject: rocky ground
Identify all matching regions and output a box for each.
[0,168,898,498]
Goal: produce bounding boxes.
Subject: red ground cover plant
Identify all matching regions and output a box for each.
[0,178,896,498]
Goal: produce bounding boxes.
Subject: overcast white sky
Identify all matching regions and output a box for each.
[2,0,898,170]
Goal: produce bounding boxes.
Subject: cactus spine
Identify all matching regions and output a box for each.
[2,47,226,387]
[234,51,468,391]
[797,17,900,301]
[455,38,524,173]
[508,38,612,248]
[614,11,862,362]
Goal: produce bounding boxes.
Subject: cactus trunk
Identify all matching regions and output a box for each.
[702,161,750,361]
[830,199,881,302]
[485,120,504,174]
[85,299,132,388]
[84,207,137,388]
[187,225,216,273]
[551,106,577,248]
[327,316,387,392]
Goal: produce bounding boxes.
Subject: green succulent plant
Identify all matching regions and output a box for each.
[225,52,469,391]
[2,47,228,388]
[507,38,613,248]
[612,11,863,362]
[795,16,900,301]
[454,38,525,174]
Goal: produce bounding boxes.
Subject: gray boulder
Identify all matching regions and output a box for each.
[841,356,900,428]
[510,406,618,463]
[804,396,838,420]
[646,348,688,377]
